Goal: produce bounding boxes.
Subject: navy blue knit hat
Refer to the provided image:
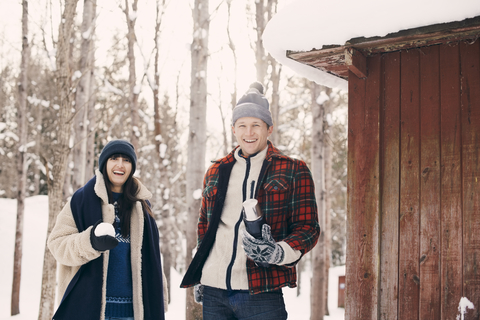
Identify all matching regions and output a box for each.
[98,139,137,174]
[232,82,273,127]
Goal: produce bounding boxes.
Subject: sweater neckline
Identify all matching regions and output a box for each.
[234,145,268,164]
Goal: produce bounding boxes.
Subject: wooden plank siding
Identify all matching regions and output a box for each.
[418,45,441,320]
[439,43,463,320]
[398,49,421,320]
[460,40,480,320]
[347,39,480,320]
[346,54,381,320]
[379,51,401,320]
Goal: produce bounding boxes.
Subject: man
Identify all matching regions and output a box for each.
[181,82,320,320]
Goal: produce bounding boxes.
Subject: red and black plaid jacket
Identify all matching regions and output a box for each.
[181,141,320,294]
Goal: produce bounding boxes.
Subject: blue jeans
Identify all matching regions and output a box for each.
[202,286,288,320]
[105,317,134,320]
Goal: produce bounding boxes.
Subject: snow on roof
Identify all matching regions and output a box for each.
[263,0,480,90]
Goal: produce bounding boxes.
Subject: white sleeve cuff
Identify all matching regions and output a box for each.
[277,241,302,265]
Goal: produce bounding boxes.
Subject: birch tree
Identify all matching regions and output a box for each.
[72,0,96,190]
[186,0,209,318]
[84,3,97,180]
[323,88,333,316]
[226,0,238,150]
[151,0,174,301]
[310,82,326,320]
[152,0,167,160]
[124,0,140,150]
[263,1,281,145]
[38,1,79,319]
[251,0,281,144]
[254,0,267,83]
[11,0,29,315]
[0,67,19,199]
[32,79,45,195]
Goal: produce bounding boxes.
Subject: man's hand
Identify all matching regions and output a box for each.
[194,284,204,304]
[242,224,284,265]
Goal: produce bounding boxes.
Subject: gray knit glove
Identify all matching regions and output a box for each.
[242,224,284,265]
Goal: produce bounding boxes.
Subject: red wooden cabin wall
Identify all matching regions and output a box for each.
[346,39,480,320]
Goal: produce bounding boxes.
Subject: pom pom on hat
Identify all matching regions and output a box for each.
[98,139,137,173]
[248,81,265,94]
[232,82,273,127]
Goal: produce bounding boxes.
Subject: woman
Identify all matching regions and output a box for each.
[48,139,167,320]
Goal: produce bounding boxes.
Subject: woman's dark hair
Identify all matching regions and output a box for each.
[101,154,154,237]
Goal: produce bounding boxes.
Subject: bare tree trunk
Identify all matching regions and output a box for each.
[253,0,280,144]
[72,0,95,190]
[85,1,97,181]
[269,61,280,144]
[153,0,165,158]
[63,1,77,201]
[85,75,96,179]
[33,97,44,195]
[124,0,140,149]
[85,91,96,179]
[323,88,333,316]
[226,0,237,151]
[186,0,209,319]
[310,82,326,320]
[216,92,229,156]
[38,1,79,319]
[254,0,266,84]
[265,0,281,145]
[152,0,172,302]
[11,1,29,315]
[63,151,73,198]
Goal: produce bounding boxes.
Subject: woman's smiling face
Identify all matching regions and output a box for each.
[232,117,273,157]
[106,154,132,192]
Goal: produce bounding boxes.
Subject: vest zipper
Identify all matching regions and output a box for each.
[225,156,251,291]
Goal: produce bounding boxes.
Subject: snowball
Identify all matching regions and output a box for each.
[94,223,116,237]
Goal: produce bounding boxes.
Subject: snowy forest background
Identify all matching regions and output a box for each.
[0,0,348,319]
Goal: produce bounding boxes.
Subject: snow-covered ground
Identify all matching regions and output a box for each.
[0,196,345,319]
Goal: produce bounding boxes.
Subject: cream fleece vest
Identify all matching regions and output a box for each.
[200,147,267,289]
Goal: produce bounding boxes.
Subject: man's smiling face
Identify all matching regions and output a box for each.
[232,117,273,157]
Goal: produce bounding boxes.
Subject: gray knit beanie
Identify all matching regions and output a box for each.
[232,82,273,127]
[98,139,137,174]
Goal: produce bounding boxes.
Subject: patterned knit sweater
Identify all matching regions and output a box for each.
[105,192,134,317]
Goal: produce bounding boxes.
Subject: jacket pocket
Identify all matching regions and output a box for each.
[263,177,289,193]
[260,176,290,237]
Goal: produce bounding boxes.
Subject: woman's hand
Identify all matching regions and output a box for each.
[90,220,118,251]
